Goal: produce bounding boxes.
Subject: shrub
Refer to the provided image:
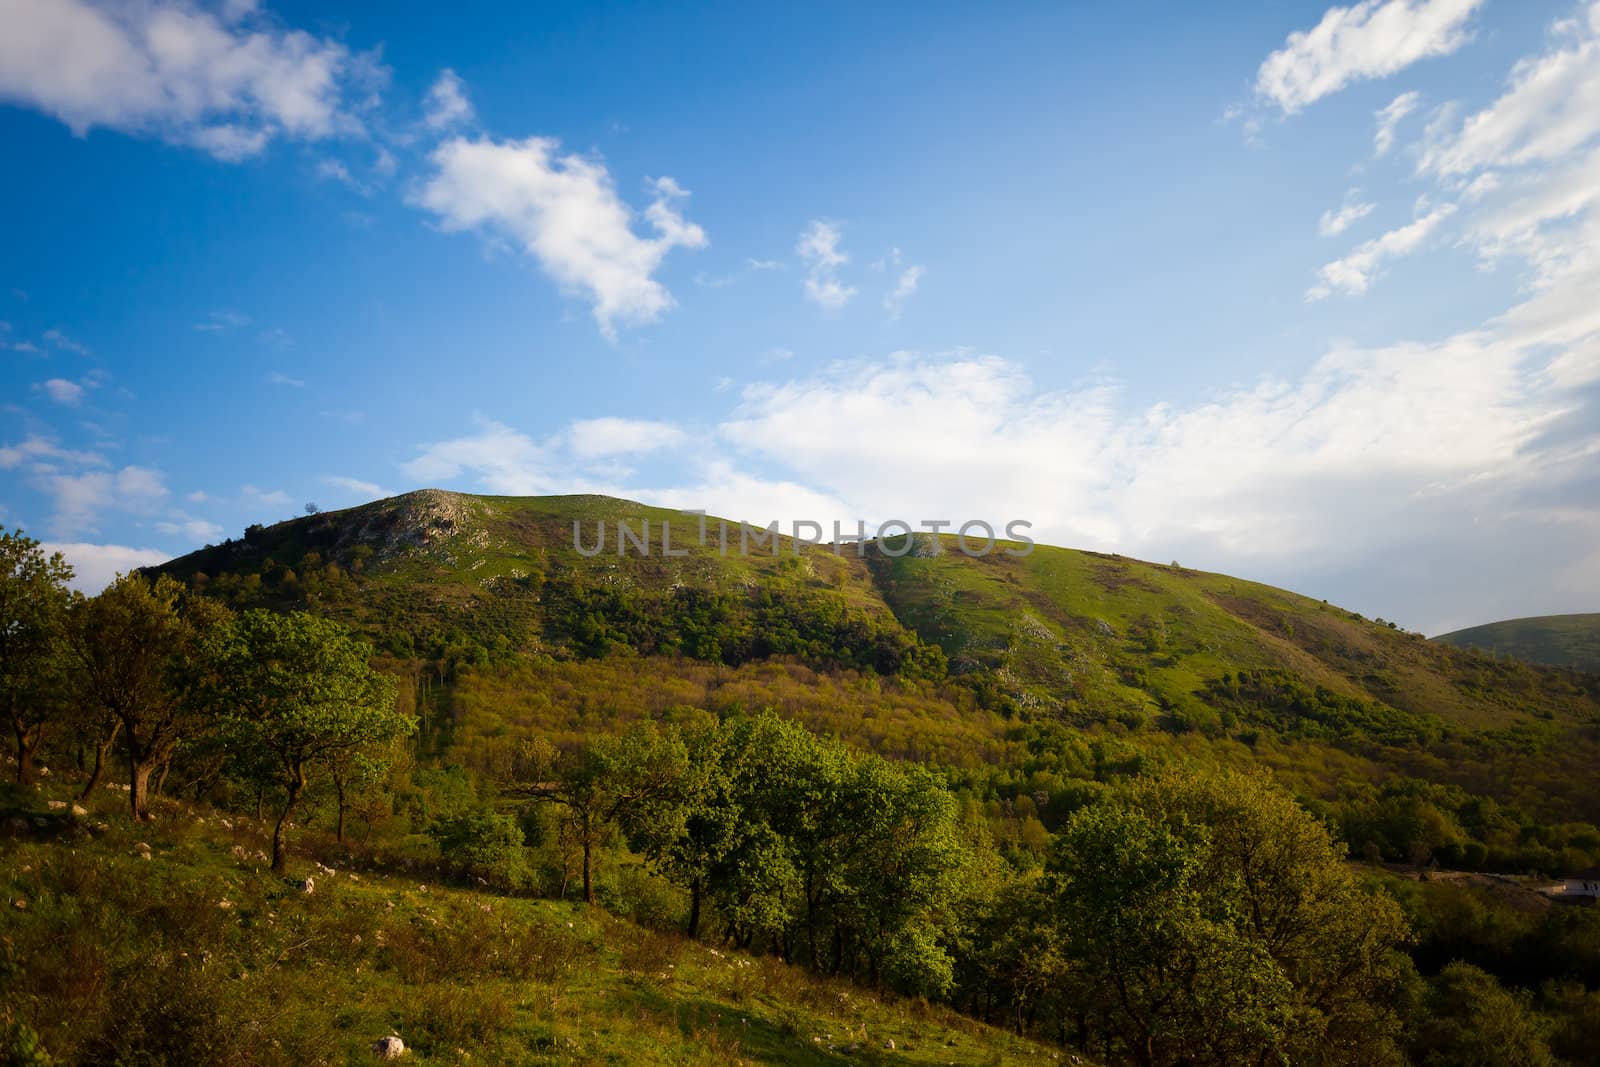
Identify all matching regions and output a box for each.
[429,807,531,890]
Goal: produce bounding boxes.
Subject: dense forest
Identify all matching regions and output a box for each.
[5,498,1600,1065]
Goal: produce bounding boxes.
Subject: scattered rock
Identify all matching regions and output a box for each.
[133,841,153,860]
[884,1039,896,1050]
[70,803,88,817]
[47,800,67,811]
[370,1035,405,1060]
[298,876,315,895]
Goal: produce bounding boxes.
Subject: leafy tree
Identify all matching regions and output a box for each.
[69,574,222,820]
[517,722,690,904]
[1046,768,1413,1066]
[0,529,74,784]
[217,609,410,870]
[1411,962,1555,1067]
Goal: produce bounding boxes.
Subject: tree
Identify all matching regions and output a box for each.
[518,722,689,904]
[218,610,411,871]
[69,574,220,820]
[1046,768,1414,1066]
[1411,962,1555,1067]
[0,530,74,784]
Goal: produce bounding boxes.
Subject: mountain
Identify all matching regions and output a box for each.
[1433,613,1600,674]
[153,489,1600,823]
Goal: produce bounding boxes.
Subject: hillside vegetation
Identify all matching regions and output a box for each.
[1434,614,1600,674]
[6,499,1600,1064]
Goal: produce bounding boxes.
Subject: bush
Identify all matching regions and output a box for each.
[428,807,531,890]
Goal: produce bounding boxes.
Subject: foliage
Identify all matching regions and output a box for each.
[214,609,412,869]
[429,806,532,889]
[0,529,74,786]
[1044,768,1414,1065]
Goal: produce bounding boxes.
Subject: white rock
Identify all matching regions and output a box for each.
[370,1035,405,1060]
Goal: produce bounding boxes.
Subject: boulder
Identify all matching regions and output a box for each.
[370,1035,405,1060]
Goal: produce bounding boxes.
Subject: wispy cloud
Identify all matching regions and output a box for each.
[1307,203,1456,298]
[422,68,474,131]
[266,370,305,388]
[323,474,393,500]
[797,220,856,311]
[41,328,89,354]
[1256,0,1485,113]
[883,265,925,320]
[1374,90,1421,156]
[193,310,250,333]
[1318,193,1377,236]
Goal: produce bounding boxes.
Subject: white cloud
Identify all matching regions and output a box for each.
[39,378,84,405]
[422,68,473,131]
[322,474,392,500]
[266,370,304,387]
[1256,0,1485,113]
[1374,89,1421,155]
[193,309,249,332]
[41,542,170,594]
[155,516,224,541]
[41,328,88,354]
[1307,203,1455,298]
[883,265,925,320]
[413,138,707,338]
[1419,6,1600,177]
[0,434,105,471]
[403,419,557,494]
[1318,195,1377,236]
[34,464,169,535]
[568,417,689,458]
[797,220,856,311]
[0,0,381,161]
[746,257,783,271]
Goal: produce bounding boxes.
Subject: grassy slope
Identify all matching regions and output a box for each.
[1433,614,1600,673]
[158,490,1596,730]
[154,491,1600,828]
[0,783,1061,1067]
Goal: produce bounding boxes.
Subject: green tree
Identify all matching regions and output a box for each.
[1046,768,1413,1066]
[518,721,690,904]
[217,610,410,871]
[0,530,74,785]
[1411,962,1555,1067]
[69,574,220,820]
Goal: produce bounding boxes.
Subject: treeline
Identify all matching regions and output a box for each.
[0,530,413,870]
[431,714,1419,1063]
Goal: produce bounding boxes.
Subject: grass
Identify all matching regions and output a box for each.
[1433,614,1600,674]
[1,780,1066,1066]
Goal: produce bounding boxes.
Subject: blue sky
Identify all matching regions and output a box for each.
[3,0,1599,634]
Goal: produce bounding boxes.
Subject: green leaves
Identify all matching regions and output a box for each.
[1044,769,1414,1066]
[217,609,411,769]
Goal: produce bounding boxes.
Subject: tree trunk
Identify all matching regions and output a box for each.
[80,723,119,800]
[129,760,155,822]
[334,770,347,843]
[581,828,594,904]
[153,758,171,797]
[13,718,40,785]
[687,876,702,939]
[271,768,305,873]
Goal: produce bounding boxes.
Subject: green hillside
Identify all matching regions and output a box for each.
[1,780,1060,1066]
[153,490,1600,825]
[10,501,1600,1065]
[1433,613,1600,673]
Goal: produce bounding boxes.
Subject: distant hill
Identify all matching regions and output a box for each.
[1433,613,1600,673]
[151,489,1600,824]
